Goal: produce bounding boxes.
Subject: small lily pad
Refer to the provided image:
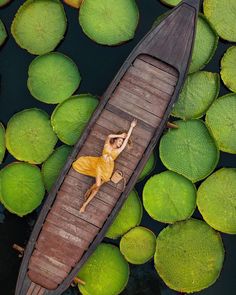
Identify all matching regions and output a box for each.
[197,168,236,234]
[221,46,236,93]
[159,120,219,182]
[77,243,129,295]
[120,227,156,265]
[160,0,181,6]
[206,93,236,154]
[106,190,143,239]
[143,171,196,223]
[172,71,220,119]
[42,145,72,192]
[6,108,57,164]
[51,94,98,145]
[0,19,7,46]
[28,52,81,104]
[0,123,5,164]
[63,0,82,9]
[204,0,236,42]
[79,0,139,45]
[0,162,45,217]
[0,0,12,7]
[11,0,67,55]
[154,219,225,293]
[137,152,155,182]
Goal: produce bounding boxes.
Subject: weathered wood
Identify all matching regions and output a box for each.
[26,283,36,295]
[15,0,199,293]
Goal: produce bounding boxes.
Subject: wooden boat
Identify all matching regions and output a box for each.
[15,0,200,294]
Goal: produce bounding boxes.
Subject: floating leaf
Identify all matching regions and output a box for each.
[63,0,82,9]
[77,243,129,295]
[106,190,143,239]
[159,120,219,182]
[206,93,236,154]
[204,0,236,42]
[197,168,236,234]
[51,94,98,145]
[0,19,7,46]
[143,171,196,223]
[79,0,139,45]
[0,123,5,163]
[137,152,155,182]
[160,0,181,6]
[6,108,57,164]
[172,71,220,119]
[221,46,236,93]
[120,227,156,265]
[42,145,72,192]
[154,219,224,293]
[28,52,81,104]
[11,0,67,55]
[0,0,12,7]
[0,162,45,216]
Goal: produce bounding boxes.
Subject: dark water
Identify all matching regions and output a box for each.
[0,0,236,294]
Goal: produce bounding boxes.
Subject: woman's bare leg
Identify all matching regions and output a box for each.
[79,176,103,213]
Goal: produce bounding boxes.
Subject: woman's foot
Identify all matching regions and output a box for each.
[79,205,86,213]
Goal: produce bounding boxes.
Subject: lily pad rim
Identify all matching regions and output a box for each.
[137,151,156,183]
[220,46,236,93]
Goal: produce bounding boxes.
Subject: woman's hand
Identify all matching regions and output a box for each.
[120,133,127,139]
[131,119,137,128]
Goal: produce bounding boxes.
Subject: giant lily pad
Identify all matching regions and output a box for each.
[206,93,236,154]
[11,0,67,55]
[0,162,45,217]
[0,123,5,164]
[159,120,219,182]
[221,46,236,93]
[137,152,155,182]
[42,145,72,192]
[197,168,236,234]
[6,108,57,164]
[0,0,12,7]
[160,0,181,6]
[172,71,220,119]
[120,227,156,265]
[154,219,224,293]
[204,0,236,42]
[0,19,7,46]
[28,52,81,104]
[51,94,98,145]
[79,0,139,45]
[143,171,196,223]
[77,243,129,295]
[106,190,143,239]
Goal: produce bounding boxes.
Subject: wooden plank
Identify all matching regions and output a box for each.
[109,94,161,127]
[26,282,36,295]
[114,86,168,118]
[126,66,175,95]
[37,288,46,295]
[32,285,41,295]
[133,58,177,86]
[138,54,178,77]
[28,268,59,289]
[43,221,91,250]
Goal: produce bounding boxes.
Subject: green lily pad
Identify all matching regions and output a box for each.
[206,93,236,154]
[28,52,81,104]
[77,243,129,295]
[154,219,225,293]
[63,0,82,9]
[106,190,143,239]
[137,152,155,182]
[51,94,98,145]
[0,0,12,7]
[79,0,139,45]
[0,162,45,217]
[159,120,219,182]
[172,71,220,120]
[0,19,7,46]
[160,0,181,6]
[6,108,57,164]
[0,123,5,164]
[204,0,236,42]
[197,168,236,234]
[221,46,236,93]
[42,145,72,192]
[143,171,196,223]
[120,227,156,265]
[11,0,67,55]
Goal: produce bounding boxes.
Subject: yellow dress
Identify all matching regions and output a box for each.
[72,143,120,182]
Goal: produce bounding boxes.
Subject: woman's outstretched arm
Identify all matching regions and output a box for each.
[118,119,137,153]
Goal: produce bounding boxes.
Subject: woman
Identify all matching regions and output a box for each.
[72,119,137,212]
